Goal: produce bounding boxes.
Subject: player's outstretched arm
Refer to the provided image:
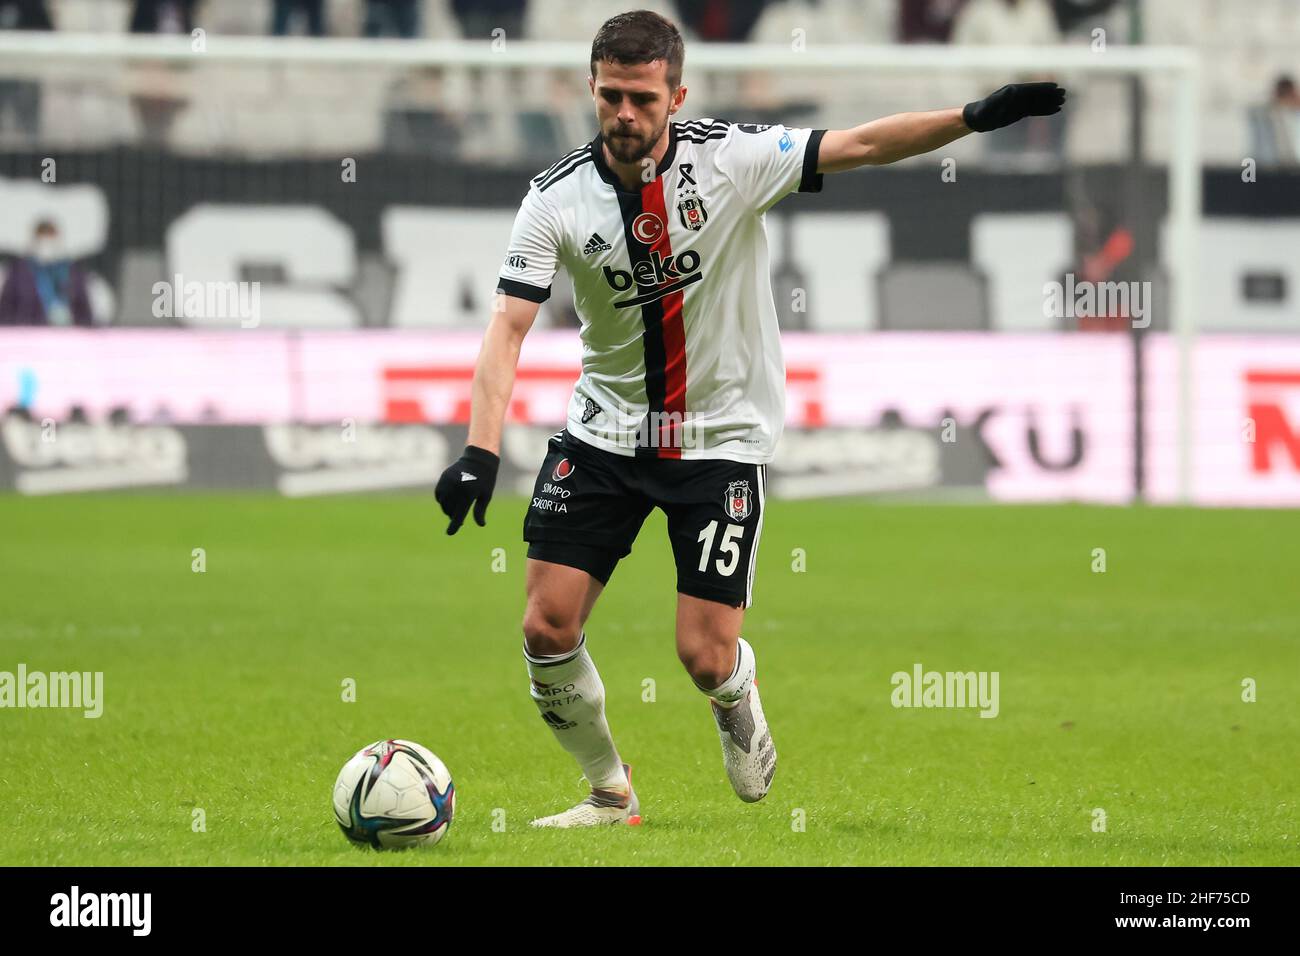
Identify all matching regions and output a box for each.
[434,292,540,535]
[816,81,1066,173]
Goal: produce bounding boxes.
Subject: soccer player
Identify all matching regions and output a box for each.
[436,10,1064,827]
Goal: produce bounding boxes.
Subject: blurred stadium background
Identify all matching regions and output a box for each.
[4,0,1300,871]
[0,0,1298,508]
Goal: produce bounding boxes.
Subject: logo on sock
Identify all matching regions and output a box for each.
[540,711,577,731]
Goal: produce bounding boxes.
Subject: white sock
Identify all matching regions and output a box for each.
[694,637,756,710]
[524,632,627,792]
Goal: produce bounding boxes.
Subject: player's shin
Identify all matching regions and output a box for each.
[696,637,776,802]
[524,632,628,793]
[693,636,755,708]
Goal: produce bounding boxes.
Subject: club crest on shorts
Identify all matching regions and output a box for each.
[677,192,708,231]
[723,479,752,521]
[551,458,575,481]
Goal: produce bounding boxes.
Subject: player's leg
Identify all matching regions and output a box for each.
[523,557,638,828]
[676,592,775,802]
[664,462,775,802]
[674,593,744,691]
[521,555,603,657]
[521,430,651,827]
[522,557,628,800]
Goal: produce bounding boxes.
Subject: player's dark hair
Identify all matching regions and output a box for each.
[590,10,685,90]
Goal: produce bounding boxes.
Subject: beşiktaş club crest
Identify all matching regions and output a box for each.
[677,190,708,231]
[723,480,752,521]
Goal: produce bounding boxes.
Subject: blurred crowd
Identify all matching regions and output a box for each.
[0,0,1296,165]
[0,0,1128,42]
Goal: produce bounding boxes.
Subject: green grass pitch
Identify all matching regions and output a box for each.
[1,494,1296,866]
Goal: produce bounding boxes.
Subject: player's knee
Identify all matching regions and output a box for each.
[521,605,582,658]
[677,641,733,690]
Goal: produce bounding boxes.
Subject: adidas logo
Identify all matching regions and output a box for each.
[582,232,612,255]
[460,472,476,482]
[581,397,603,424]
[541,711,576,730]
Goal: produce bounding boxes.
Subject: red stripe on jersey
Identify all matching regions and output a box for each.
[640,176,688,459]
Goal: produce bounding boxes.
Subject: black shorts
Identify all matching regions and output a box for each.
[522,429,768,608]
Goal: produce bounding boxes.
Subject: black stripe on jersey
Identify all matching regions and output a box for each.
[675,131,727,145]
[537,155,593,193]
[496,277,551,303]
[538,157,592,192]
[677,118,729,134]
[675,119,730,142]
[612,187,669,459]
[530,145,587,187]
[800,129,828,193]
[531,147,581,180]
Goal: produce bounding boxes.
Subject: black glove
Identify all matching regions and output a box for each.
[434,445,499,535]
[963,82,1066,133]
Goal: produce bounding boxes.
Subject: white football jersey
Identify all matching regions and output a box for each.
[497,118,826,463]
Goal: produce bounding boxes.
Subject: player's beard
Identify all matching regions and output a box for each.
[602,116,668,165]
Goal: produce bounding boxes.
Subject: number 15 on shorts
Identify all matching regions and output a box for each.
[698,520,745,576]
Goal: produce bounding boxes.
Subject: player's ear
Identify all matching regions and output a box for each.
[670,84,687,113]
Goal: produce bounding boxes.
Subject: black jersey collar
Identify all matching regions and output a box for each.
[591,122,678,194]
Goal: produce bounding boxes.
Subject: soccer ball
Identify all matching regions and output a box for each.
[333,739,455,849]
